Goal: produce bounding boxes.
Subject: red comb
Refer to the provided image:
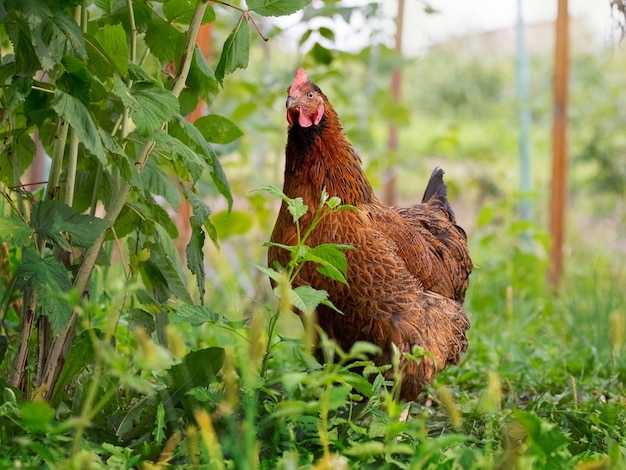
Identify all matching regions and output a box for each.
[289,68,308,94]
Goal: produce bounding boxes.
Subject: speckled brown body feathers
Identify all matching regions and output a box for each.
[269,75,472,401]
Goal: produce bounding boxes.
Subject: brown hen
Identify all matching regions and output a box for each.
[269,69,472,401]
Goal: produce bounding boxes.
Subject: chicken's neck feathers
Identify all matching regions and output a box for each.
[285,104,375,207]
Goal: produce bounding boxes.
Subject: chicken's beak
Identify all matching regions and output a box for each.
[286,96,297,109]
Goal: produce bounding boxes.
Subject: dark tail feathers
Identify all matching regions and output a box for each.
[422,167,454,215]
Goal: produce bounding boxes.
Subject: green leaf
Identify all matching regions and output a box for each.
[6,14,42,75]
[318,26,335,42]
[57,56,92,106]
[311,42,333,65]
[172,117,231,204]
[186,46,219,100]
[30,200,108,251]
[50,329,101,407]
[93,23,129,76]
[129,82,179,135]
[144,18,185,62]
[52,90,106,163]
[513,410,571,457]
[215,16,250,84]
[19,401,54,432]
[257,185,290,204]
[171,304,219,325]
[291,286,328,315]
[194,114,243,144]
[112,74,136,107]
[164,0,216,24]
[38,11,87,61]
[184,187,211,229]
[211,210,253,238]
[184,188,217,246]
[254,264,282,283]
[287,197,307,222]
[150,225,192,304]
[307,243,351,285]
[131,156,181,209]
[151,130,207,183]
[15,248,72,335]
[163,347,225,407]
[246,0,311,17]
[153,402,166,444]
[209,151,233,211]
[185,226,206,302]
[0,214,34,246]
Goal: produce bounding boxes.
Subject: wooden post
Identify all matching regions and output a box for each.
[384,0,405,206]
[549,0,569,287]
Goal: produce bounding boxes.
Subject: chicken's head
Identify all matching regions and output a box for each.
[286,68,325,128]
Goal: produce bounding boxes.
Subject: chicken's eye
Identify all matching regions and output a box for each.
[307,91,314,99]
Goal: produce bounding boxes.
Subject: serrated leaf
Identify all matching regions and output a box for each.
[30,200,108,251]
[186,46,219,99]
[194,114,243,145]
[254,264,282,283]
[183,188,211,229]
[151,130,207,183]
[153,401,166,444]
[150,225,192,304]
[6,14,43,74]
[171,304,219,325]
[38,11,87,61]
[52,90,106,163]
[172,116,230,198]
[144,18,185,62]
[209,151,232,211]
[185,227,206,302]
[184,189,218,247]
[215,17,250,84]
[246,0,311,17]
[111,74,136,107]
[291,285,328,315]
[257,185,290,204]
[57,56,92,106]
[211,210,252,238]
[131,154,181,208]
[0,214,34,246]
[5,131,36,184]
[94,23,128,76]
[129,82,179,135]
[128,62,158,83]
[15,247,72,335]
[164,0,216,24]
[307,243,350,284]
[287,197,307,222]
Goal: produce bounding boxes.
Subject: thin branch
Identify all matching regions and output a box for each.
[212,0,244,12]
[244,11,268,42]
[171,0,210,98]
[65,129,79,207]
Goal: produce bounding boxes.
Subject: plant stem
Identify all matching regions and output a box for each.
[89,163,102,217]
[64,128,79,207]
[171,0,208,98]
[46,119,69,202]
